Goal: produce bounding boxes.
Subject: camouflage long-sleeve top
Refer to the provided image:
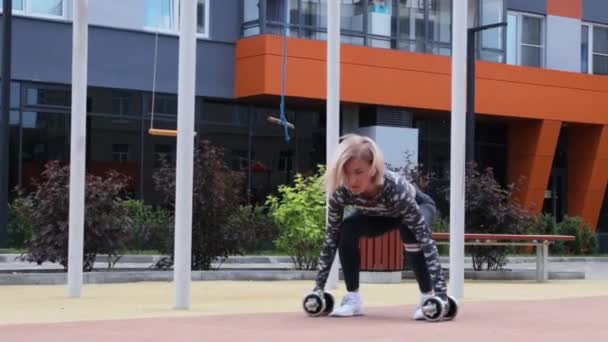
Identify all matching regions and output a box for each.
[314,171,429,291]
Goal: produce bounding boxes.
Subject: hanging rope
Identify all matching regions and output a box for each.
[279,0,291,142]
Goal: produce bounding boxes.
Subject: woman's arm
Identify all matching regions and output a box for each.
[313,189,346,291]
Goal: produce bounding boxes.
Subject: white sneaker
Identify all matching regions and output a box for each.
[412,292,434,320]
[330,292,364,317]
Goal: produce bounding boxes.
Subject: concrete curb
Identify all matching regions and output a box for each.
[0,268,584,286]
[0,270,318,285]
[2,254,608,264]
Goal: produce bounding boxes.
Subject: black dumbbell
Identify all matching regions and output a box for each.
[421,295,458,322]
[302,291,335,317]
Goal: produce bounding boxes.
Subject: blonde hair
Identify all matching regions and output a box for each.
[323,134,385,195]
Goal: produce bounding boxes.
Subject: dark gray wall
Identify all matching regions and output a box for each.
[1,1,241,99]
[507,0,546,14]
[211,1,242,42]
[583,0,608,24]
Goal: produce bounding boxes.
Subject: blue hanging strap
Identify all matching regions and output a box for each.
[279,0,291,142]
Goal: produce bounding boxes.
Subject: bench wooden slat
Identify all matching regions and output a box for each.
[432,232,575,242]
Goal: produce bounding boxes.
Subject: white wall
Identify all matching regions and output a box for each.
[546,15,582,73]
[355,126,419,170]
[88,0,146,31]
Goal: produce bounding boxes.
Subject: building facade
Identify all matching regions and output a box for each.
[1,0,608,250]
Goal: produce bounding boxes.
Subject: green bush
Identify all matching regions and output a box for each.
[431,216,449,255]
[152,140,254,270]
[554,216,598,255]
[120,199,173,251]
[528,214,599,255]
[7,197,33,248]
[224,205,279,254]
[266,166,326,270]
[21,161,131,271]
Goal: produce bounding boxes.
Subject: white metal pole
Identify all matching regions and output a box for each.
[448,0,468,299]
[325,0,341,291]
[174,0,197,310]
[67,0,89,299]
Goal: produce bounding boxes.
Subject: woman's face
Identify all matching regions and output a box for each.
[343,158,375,195]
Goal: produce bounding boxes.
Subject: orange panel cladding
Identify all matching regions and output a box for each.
[547,0,582,19]
[567,124,608,231]
[235,35,608,125]
[508,119,561,213]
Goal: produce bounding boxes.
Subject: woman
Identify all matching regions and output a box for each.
[312,134,448,319]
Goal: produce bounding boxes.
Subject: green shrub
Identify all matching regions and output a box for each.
[7,197,33,248]
[224,205,279,254]
[554,216,598,255]
[120,199,173,251]
[266,166,326,270]
[431,215,449,255]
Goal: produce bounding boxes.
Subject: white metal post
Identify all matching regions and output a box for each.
[448,0,468,299]
[325,0,341,291]
[174,0,197,310]
[67,0,89,299]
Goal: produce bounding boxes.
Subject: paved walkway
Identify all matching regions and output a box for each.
[1,280,608,341]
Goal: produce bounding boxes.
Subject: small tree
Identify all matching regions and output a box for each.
[464,163,535,270]
[153,140,254,270]
[266,166,326,270]
[22,161,132,271]
[392,155,535,270]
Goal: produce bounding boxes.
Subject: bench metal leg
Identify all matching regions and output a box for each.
[536,242,549,282]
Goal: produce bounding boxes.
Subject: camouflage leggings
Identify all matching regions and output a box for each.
[338,192,447,297]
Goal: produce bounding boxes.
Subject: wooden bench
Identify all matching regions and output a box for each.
[431,233,576,282]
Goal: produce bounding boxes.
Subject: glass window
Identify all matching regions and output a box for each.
[367,0,393,48]
[29,0,62,17]
[594,26,608,54]
[506,11,544,68]
[480,0,503,49]
[521,45,541,66]
[88,88,142,116]
[0,0,24,11]
[581,23,608,75]
[9,110,19,126]
[302,0,328,39]
[506,13,517,65]
[151,95,177,116]
[398,0,427,53]
[266,0,298,35]
[593,54,608,75]
[427,0,451,55]
[20,111,70,188]
[0,82,20,108]
[10,82,19,108]
[144,0,174,30]
[244,0,260,22]
[196,0,210,37]
[243,0,261,37]
[581,25,589,73]
[142,118,176,203]
[340,0,364,45]
[521,16,542,67]
[522,16,541,46]
[25,86,71,107]
[89,116,142,197]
